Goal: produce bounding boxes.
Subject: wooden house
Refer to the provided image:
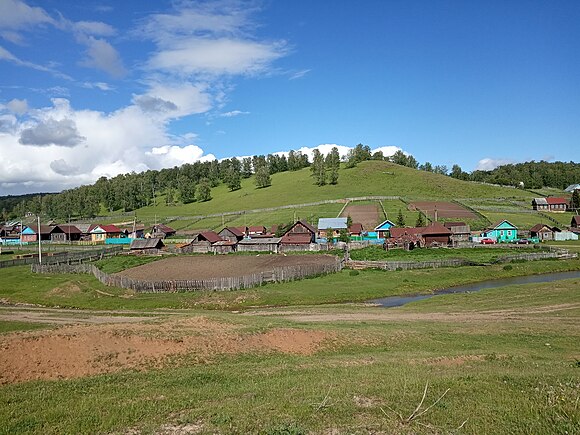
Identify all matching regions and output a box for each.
[374,220,395,238]
[532,197,568,212]
[52,224,82,242]
[90,224,122,242]
[530,223,556,241]
[387,227,424,250]
[571,215,580,230]
[211,240,237,254]
[444,221,471,243]
[22,224,53,242]
[180,231,224,253]
[348,223,364,237]
[218,227,245,243]
[420,222,452,247]
[317,217,348,239]
[151,224,176,239]
[280,220,316,249]
[480,220,518,243]
[247,226,267,237]
[237,237,281,253]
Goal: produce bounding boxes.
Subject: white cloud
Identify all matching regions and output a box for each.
[476,158,515,171]
[266,144,404,162]
[0,98,216,193]
[0,44,73,80]
[0,0,55,31]
[219,110,249,117]
[79,36,127,78]
[6,98,28,115]
[148,38,287,77]
[81,81,114,91]
[72,21,116,37]
[289,69,311,80]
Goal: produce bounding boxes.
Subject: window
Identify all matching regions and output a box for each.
[507,230,511,236]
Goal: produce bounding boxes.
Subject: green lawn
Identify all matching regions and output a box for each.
[1,258,578,311]
[0,278,578,434]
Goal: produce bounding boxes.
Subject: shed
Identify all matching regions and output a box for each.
[419,222,452,247]
[572,215,580,229]
[444,221,471,243]
[151,224,176,238]
[237,237,281,253]
[218,227,245,243]
[130,238,165,251]
[211,240,237,254]
[349,223,364,237]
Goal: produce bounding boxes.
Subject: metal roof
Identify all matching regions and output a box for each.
[317,218,348,230]
[564,184,580,192]
[533,198,548,205]
[238,237,281,245]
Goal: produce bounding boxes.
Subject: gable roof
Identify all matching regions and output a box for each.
[421,222,452,235]
[489,220,517,230]
[318,217,348,230]
[283,220,316,236]
[130,239,165,250]
[197,231,223,244]
[546,197,568,205]
[530,223,553,233]
[564,184,580,192]
[248,225,266,233]
[55,224,81,234]
[221,227,244,237]
[349,223,364,234]
[572,216,580,226]
[280,233,312,245]
[390,227,424,238]
[99,224,122,234]
[154,224,176,234]
[238,237,281,245]
[374,219,395,231]
[533,198,548,205]
[26,224,54,235]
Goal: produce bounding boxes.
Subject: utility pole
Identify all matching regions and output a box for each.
[37,215,42,264]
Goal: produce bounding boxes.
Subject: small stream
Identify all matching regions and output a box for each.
[370,270,580,308]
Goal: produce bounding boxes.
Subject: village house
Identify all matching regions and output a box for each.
[348,223,364,237]
[180,231,224,253]
[480,220,518,243]
[218,227,245,243]
[237,237,281,253]
[388,227,424,250]
[532,197,568,212]
[374,219,395,239]
[21,224,53,242]
[90,224,122,242]
[571,215,580,231]
[120,224,145,239]
[247,226,267,237]
[317,217,348,240]
[530,223,557,241]
[52,224,82,242]
[564,184,580,193]
[130,238,165,253]
[444,221,471,243]
[280,220,316,250]
[420,222,453,247]
[151,224,176,239]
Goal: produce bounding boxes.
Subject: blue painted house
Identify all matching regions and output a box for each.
[480,220,518,243]
[374,219,396,238]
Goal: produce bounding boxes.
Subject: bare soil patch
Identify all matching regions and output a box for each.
[0,316,335,384]
[117,254,338,281]
[340,203,380,229]
[408,201,477,220]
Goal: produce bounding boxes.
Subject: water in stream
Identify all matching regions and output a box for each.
[370,270,580,308]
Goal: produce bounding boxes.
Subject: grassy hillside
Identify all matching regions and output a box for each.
[118,161,536,226]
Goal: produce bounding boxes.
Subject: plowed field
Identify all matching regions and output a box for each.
[340,204,380,229]
[117,254,338,280]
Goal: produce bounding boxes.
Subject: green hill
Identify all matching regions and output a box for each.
[114,161,543,230]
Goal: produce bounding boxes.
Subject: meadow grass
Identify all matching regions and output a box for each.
[104,161,537,226]
[0,279,578,434]
[349,245,537,262]
[1,259,578,311]
[0,320,50,334]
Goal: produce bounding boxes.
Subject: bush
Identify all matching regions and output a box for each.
[349,270,360,276]
[503,265,513,271]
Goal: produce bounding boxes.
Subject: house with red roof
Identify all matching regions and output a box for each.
[532,197,569,212]
[280,220,316,249]
[90,224,122,242]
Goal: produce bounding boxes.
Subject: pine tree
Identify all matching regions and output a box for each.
[396,208,406,227]
[571,189,580,212]
[415,212,425,227]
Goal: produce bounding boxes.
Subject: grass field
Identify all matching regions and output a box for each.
[349,246,537,262]
[99,161,538,227]
[0,274,578,433]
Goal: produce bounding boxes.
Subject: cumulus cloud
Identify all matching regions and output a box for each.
[476,158,515,171]
[133,95,178,113]
[266,144,405,162]
[145,145,216,169]
[19,118,86,147]
[6,98,28,115]
[136,82,212,119]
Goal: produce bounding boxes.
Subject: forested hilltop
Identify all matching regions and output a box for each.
[0,145,577,222]
[468,161,580,190]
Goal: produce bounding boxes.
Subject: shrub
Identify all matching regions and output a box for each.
[503,265,513,271]
[349,270,360,276]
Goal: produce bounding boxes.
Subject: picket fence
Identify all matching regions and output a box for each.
[0,246,122,269]
[31,258,343,292]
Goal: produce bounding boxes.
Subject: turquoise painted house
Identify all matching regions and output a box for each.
[481,220,518,243]
[374,219,396,238]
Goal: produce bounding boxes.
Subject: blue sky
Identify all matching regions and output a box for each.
[0,0,578,195]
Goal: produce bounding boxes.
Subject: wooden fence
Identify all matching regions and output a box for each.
[0,246,122,269]
[346,250,576,271]
[31,257,344,292]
